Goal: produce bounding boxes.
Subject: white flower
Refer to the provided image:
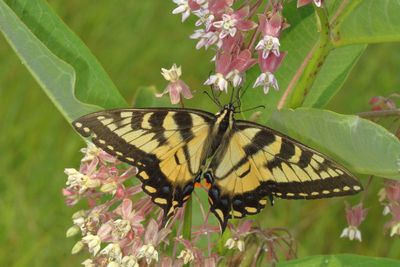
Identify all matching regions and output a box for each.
[190,29,221,49]
[204,73,228,92]
[177,249,195,264]
[121,256,139,267]
[253,72,279,94]
[390,222,400,237]
[340,226,362,241]
[226,69,244,88]
[224,238,245,252]
[193,7,214,30]
[255,35,280,58]
[172,0,191,22]
[82,234,102,256]
[161,64,182,82]
[137,244,158,265]
[383,205,391,216]
[100,243,123,263]
[80,142,101,162]
[107,262,119,267]
[213,14,238,39]
[82,259,95,267]
[112,219,131,239]
[65,168,100,194]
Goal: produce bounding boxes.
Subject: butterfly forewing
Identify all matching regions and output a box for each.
[73,106,362,232]
[207,120,362,230]
[73,108,214,224]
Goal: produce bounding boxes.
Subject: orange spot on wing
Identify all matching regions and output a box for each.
[203,180,211,189]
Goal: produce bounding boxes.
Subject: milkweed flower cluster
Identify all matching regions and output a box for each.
[64,142,297,266]
[368,94,400,237]
[379,178,400,237]
[172,0,295,94]
[340,203,368,242]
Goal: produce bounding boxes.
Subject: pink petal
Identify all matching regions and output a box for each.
[237,220,253,234]
[236,20,257,31]
[156,227,172,245]
[188,0,201,10]
[221,34,243,53]
[168,83,181,104]
[177,80,193,99]
[160,257,173,267]
[115,186,126,199]
[258,51,286,73]
[232,49,256,72]
[233,6,249,19]
[208,0,228,15]
[345,203,368,227]
[97,223,113,239]
[145,219,159,245]
[225,0,234,6]
[258,14,267,35]
[121,198,133,218]
[216,52,233,74]
[268,13,283,36]
[204,257,217,267]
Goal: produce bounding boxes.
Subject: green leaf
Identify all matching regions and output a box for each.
[0,1,101,122]
[335,0,400,46]
[277,254,400,267]
[267,108,400,179]
[302,45,366,108]
[1,0,127,121]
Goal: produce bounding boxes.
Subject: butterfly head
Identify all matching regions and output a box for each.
[223,103,236,112]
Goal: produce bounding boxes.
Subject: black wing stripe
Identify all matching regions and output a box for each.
[298,150,313,168]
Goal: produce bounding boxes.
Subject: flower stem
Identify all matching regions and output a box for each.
[357,109,400,119]
[284,5,332,108]
[182,197,192,240]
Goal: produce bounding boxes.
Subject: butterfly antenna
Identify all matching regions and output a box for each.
[234,105,265,113]
[240,81,252,98]
[203,90,222,108]
[229,86,235,104]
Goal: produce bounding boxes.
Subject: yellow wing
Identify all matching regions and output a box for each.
[207,120,362,231]
[73,108,214,224]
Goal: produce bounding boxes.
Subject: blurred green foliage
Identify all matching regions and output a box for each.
[0,1,399,266]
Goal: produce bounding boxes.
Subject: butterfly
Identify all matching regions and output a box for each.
[73,103,362,231]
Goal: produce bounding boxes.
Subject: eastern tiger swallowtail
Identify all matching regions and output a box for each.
[73,103,362,231]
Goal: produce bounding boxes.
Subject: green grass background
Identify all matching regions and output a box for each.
[0,1,399,266]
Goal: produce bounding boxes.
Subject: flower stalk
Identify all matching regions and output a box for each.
[284,4,332,108]
[182,197,193,240]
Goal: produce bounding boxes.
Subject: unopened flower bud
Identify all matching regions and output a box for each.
[66,225,80,237]
[71,240,84,254]
[100,182,118,193]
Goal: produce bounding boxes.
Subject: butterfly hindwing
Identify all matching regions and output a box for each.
[207,120,362,231]
[73,108,214,224]
[73,105,362,232]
